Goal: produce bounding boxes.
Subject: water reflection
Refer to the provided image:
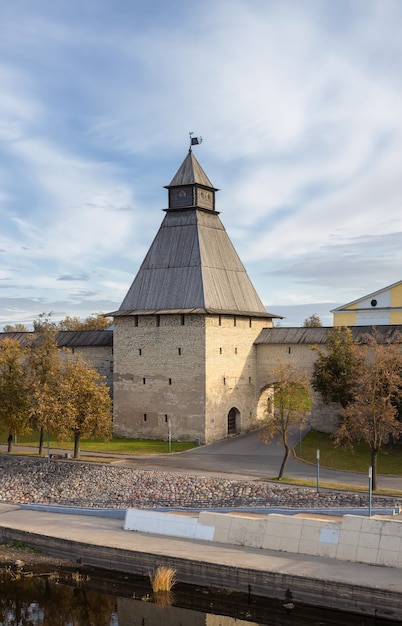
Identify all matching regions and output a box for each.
[0,564,397,626]
[0,568,117,625]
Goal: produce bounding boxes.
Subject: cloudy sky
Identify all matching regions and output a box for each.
[1,0,402,329]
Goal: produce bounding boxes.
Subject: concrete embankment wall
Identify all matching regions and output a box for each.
[0,523,401,621]
[1,509,402,621]
[125,509,402,568]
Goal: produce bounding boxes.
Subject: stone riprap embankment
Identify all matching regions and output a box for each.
[0,456,400,510]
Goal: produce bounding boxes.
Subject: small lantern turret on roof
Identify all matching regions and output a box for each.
[165,136,218,212]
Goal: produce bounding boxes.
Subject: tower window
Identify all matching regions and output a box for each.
[249,317,252,328]
[156,314,161,327]
[169,378,172,385]
[218,315,222,326]
[288,347,291,354]
[165,414,168,423]
[249,377,252,384]
[223,377,226,385]
[219,347,222,354]
[233,316,237,327]
[178,347,182,355]
[139,348,142,356]
[143,414,147,422]
[181,314,185,325]
[235,347,238,354]
[143,378,146,385]
[134,315,138,327]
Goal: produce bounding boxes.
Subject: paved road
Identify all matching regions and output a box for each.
[117,429,402,492]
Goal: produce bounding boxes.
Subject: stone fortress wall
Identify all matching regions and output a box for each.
[112,312,272,443]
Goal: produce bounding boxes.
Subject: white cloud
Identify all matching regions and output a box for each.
[1,0,402,325]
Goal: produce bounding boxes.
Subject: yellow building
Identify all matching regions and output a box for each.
[332,280,402,326]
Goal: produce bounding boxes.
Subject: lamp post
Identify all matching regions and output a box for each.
[316,449,320,494]
[368,466,372,517]
[168,419,172,453]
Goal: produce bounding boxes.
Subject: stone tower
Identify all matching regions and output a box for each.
[112,149,277,443]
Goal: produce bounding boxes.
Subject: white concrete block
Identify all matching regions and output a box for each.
[281,519,302,540]
[358,532,380,550]
[317,542,338,558]
[279,536,299,552]
[379,534,401,553]
[213,527,230,543]
[208,513,231,529]
[300,525,320,542]
[228,529,247,545]
[339,529,360,546]
[376,549,400,567]
[342,515,364,531]
[298,539,318,556]
[356,546,378,564]
[265,520,284,538]
[230,516,256,533]
[198,511,216,525]
[244,532,264,548]
[336,543,358,562]
[262,534,281,550]
[381,520,402,536]
[124,509,215,541]
[361,518,382,533]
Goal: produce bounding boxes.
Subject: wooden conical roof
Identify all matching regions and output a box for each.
[116,152,274,318]
[166,149,217,189]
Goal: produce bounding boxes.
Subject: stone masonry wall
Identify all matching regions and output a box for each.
[112,313,271,443]
[255,342,340,432]
[113,314,206,441]
[205,315,270,442]
[70,346,113,396]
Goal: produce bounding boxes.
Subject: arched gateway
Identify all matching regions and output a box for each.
[227,407,240,434]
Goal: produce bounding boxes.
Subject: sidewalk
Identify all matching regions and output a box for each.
[0,503,401,620]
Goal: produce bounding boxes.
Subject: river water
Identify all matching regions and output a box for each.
[0,564,396,626]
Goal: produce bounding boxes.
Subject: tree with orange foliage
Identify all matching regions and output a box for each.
[335,331,402,490]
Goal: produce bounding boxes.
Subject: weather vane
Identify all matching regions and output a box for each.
[189,131,202,151]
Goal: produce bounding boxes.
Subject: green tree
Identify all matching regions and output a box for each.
[26,314,65,454]
[302,314,323,327]
[58,313,112,331]
[311,326,358,409]
[59,355,112,459]
[0,338,31,451]
[260,362,312,479]
[334,331,402,490]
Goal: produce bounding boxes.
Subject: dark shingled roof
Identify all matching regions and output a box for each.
[255,325,402,345]
[0,330,113,348]
[118,210,272,316]
[117,152,278,319]
[166,150,217,189]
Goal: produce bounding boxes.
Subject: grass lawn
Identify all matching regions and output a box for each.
[1,429,196,455]
[296,430,402,476]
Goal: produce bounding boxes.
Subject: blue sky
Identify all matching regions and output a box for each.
[1,0,402,328]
